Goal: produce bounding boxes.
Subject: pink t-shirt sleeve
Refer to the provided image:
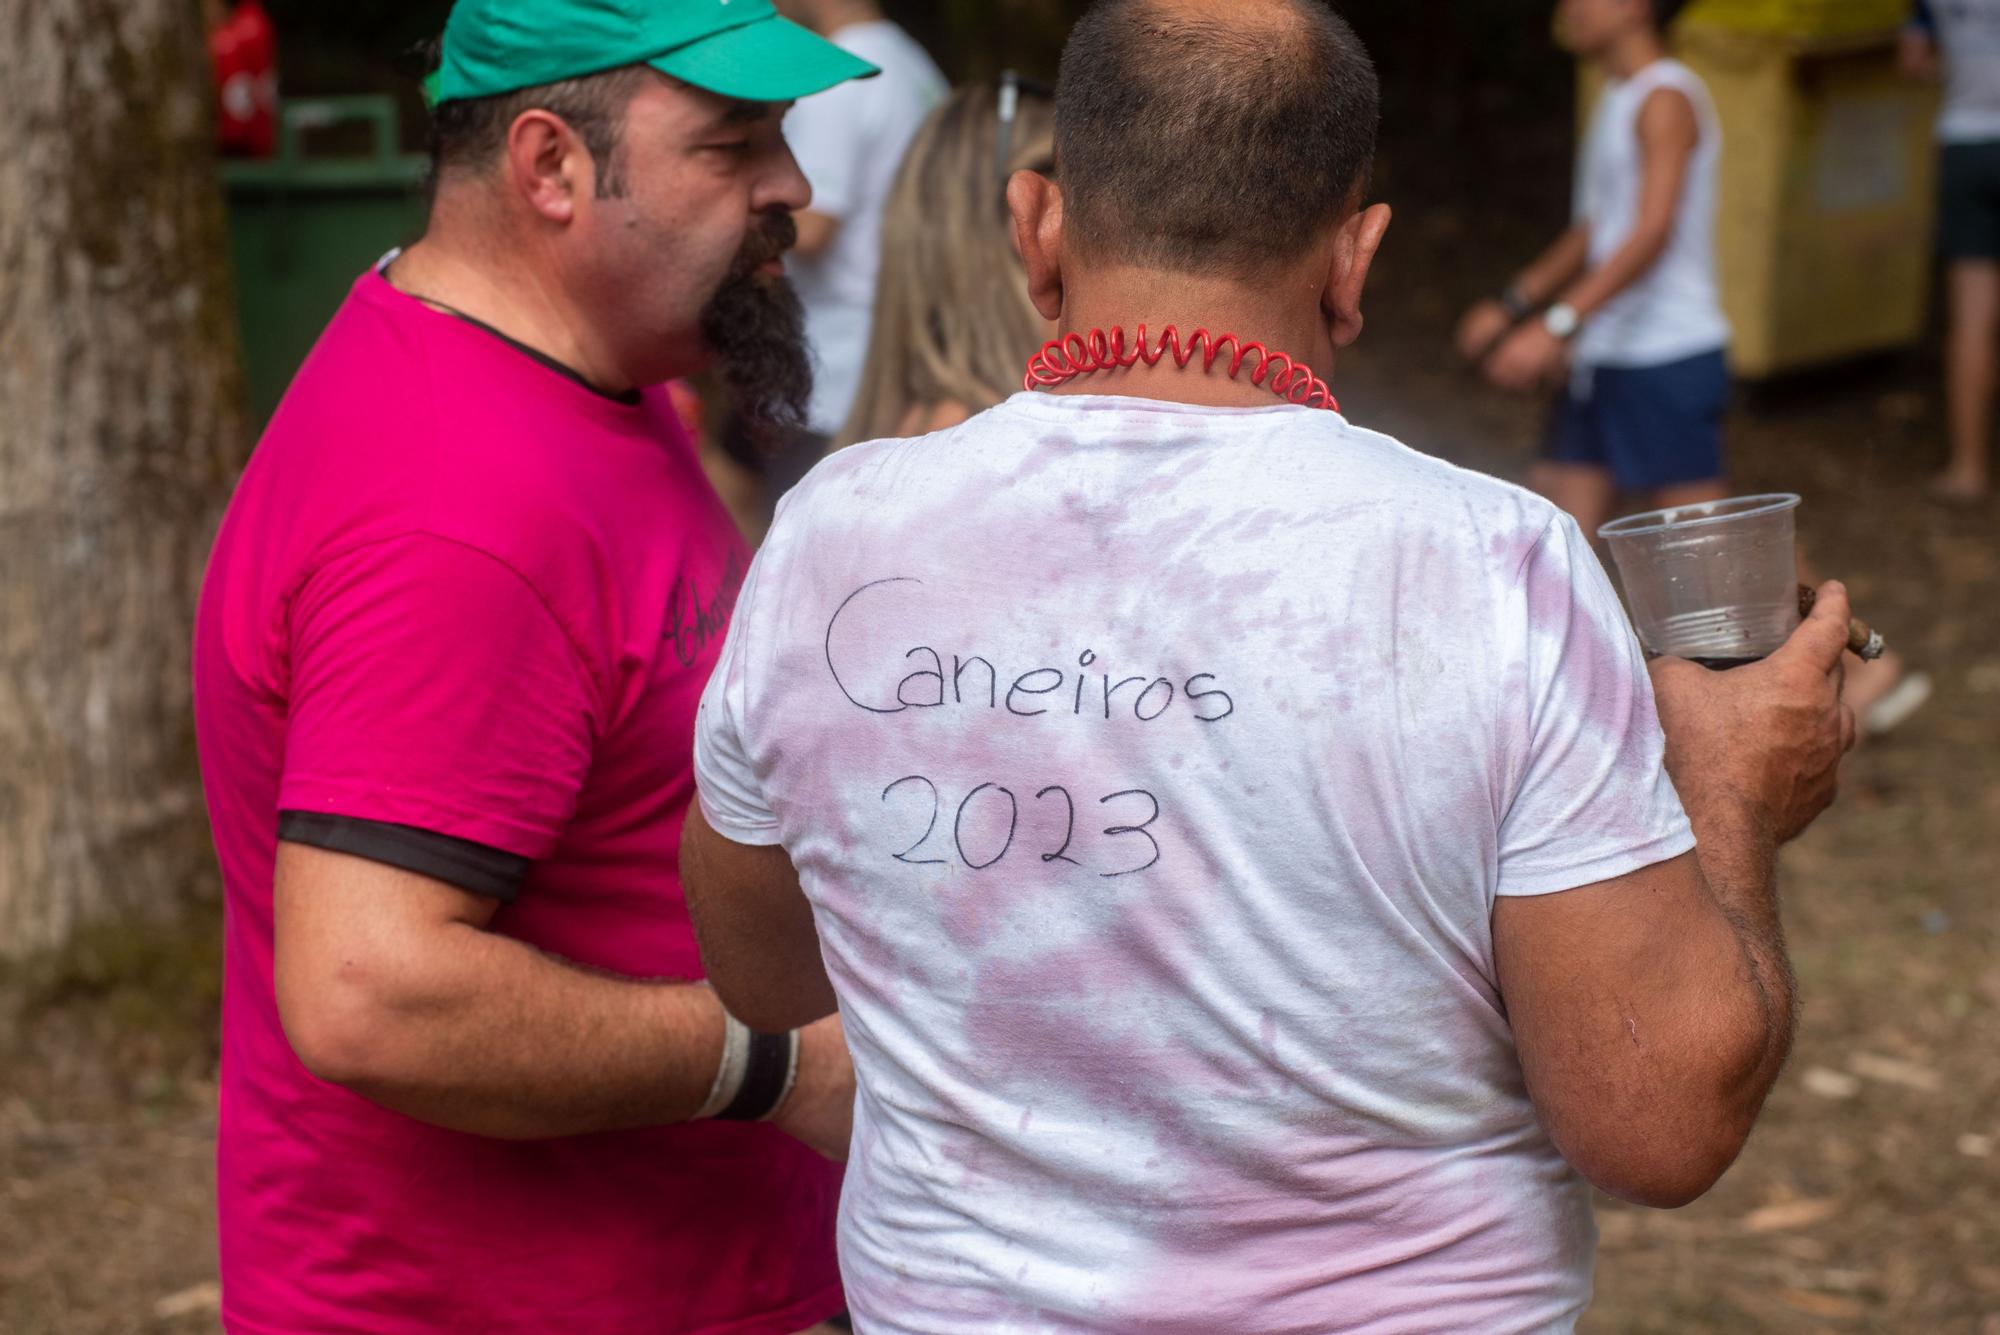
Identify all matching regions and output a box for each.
[278,533,602,860]
[1495,515,1695,898]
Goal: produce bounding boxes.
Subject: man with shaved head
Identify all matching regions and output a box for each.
[683,0,1855,1328]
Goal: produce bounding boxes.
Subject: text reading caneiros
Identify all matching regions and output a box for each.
[824,578,1237,723]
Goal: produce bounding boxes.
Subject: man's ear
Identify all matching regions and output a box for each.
[1008,170,1066,323]
[1322,202,1392,350]
[506,110,588,224]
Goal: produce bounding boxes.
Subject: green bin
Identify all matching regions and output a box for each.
[221,97,430,423]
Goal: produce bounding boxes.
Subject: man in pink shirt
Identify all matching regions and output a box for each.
[193,2,877,1330]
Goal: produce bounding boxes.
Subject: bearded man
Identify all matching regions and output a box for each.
[193,3,872,1331]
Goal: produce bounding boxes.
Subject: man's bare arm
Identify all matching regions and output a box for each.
[1455,225,1590,360]
[1495,852,1777,1208]
[681,802,837,1033]
[1494,585,1856,1208]
[1512,224,1594,308]
[276,841,854,1156]
[275,843,727,1140]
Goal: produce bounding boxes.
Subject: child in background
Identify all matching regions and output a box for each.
[1457,0,1728,541]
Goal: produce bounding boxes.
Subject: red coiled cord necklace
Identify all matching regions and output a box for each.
[1023,324,1340,412]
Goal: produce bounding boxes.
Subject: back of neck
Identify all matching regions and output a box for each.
[1046,274,1337,410]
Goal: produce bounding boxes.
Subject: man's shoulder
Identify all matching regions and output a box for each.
[267,275,429,423]
[799,398,1565,537]
[1339,416,1553,501]
[778,423,930,516]
[252,287,675,594]
[1319,418,1574,558]
[1633,59,1716,113]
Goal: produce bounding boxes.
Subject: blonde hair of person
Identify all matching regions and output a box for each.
[838,80,1056,447]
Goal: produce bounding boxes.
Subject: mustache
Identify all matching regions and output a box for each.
[733,212,798,275]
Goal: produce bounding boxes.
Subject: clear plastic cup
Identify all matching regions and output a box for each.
[1598,494,1802,668]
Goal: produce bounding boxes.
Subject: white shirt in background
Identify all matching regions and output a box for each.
[1923,0,2000,143]
[783,21,945,436]
[1572,58,1731,369]
[695,392,1695,1334]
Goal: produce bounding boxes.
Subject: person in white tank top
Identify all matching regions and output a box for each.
[1456,0,1731,542]
[1901,1,2000,502]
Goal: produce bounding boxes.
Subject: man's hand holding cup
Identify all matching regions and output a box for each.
[1649,580,1859,845]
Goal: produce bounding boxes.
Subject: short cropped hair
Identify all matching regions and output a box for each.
[429,65,653,198]
[1655,0,1696,27]
[1054,0,1380,277]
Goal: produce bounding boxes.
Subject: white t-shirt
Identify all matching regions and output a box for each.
[695,392,1695,1334]
[1921,0,2000,143]
[783,21,946,436]
[1572,59,1731,369]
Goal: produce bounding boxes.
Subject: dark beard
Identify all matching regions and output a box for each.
[699,212,813,453]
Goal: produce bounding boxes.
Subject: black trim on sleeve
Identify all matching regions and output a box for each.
[431,306,645,405]
[717,1029,796,1122]
[278,812,530,903]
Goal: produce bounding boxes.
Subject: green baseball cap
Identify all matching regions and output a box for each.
[430,0,878,106]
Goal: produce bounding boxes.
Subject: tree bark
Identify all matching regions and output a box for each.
[0,0,248,959]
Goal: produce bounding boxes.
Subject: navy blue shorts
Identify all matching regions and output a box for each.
[1940,140,2000,262]
[1545,349,1730,491]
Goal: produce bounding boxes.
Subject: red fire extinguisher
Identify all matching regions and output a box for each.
[210,0,278,158]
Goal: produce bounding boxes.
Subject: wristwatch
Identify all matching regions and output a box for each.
[1542,302,1581,340]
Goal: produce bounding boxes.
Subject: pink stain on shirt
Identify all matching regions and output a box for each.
[696,393,1687,1333]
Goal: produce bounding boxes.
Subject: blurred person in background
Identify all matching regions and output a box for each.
[1903,0,2000,504]
[193,1,874,1330]
[735,0,945,503]
[839,75,1057,445]
[1457,0,1729,542]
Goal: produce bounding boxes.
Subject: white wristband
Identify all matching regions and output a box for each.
[695,1011,753,1120]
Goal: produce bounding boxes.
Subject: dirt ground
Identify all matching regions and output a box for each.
[4,204,1998,1334]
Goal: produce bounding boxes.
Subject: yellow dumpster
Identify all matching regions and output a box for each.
[1680,0,1914,40]
[1582,15,1941,377]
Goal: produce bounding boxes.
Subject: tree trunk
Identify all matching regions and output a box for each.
[0,0,248,959]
